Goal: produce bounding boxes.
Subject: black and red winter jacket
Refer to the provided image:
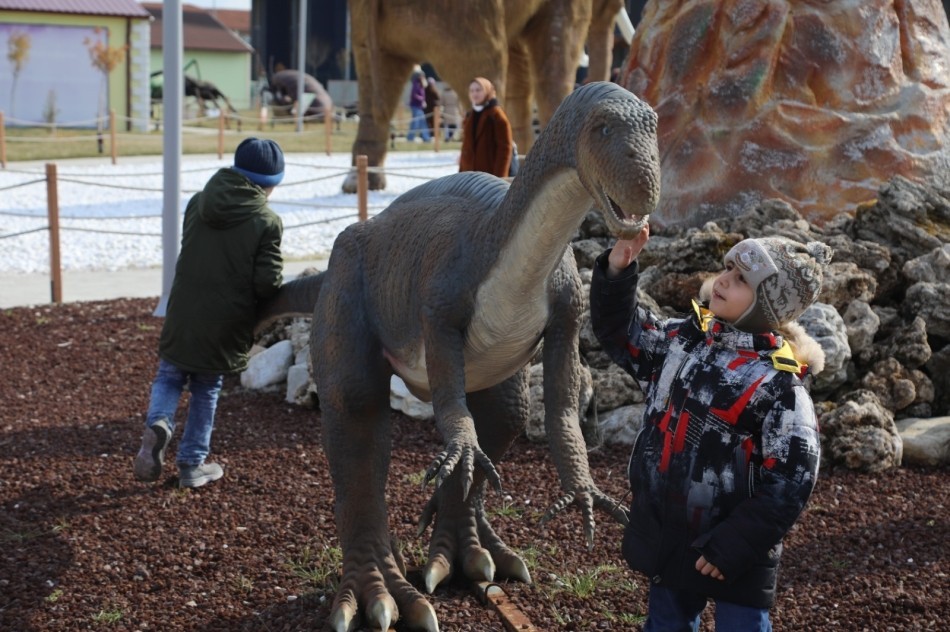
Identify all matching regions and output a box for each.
[590,253,821,609]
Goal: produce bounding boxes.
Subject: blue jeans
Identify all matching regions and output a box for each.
[644,584,772,632]
[406,105,431,141]
[145,358,224,467]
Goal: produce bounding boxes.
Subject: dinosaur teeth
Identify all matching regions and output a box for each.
[607,195,627,222]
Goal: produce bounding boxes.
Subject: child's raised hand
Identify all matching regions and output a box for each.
[607,223,650,278]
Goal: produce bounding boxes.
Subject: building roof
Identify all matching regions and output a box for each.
[0,0,150,17]
[210,8,249,35]
[142,2,253,54]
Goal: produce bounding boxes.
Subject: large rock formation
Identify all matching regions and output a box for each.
[622,0,950,227]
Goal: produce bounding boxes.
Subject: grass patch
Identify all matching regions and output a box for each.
[487,494,522,519]
[611,610,647,625]
[544,563,632,599]
[232,574,254,595]
[1,526,47,543]
[91,607,122,624]
[405,469,427,487]
[286,544,342,591]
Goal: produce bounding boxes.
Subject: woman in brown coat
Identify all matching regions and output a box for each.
[458,77,513,178]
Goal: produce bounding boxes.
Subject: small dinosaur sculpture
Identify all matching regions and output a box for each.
[257,82,660,631]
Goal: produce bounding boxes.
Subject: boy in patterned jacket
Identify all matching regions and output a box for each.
[590,225,832,631]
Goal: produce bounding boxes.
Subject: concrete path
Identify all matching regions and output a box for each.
[0,258,328,309]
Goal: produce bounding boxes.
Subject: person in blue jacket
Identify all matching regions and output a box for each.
[133,138,285,488]
[590,224,831,631]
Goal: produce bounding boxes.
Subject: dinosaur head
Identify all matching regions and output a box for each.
[571,83,660,239]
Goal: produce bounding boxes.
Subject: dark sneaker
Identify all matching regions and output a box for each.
[178,462,224,488]
[133,418,172,482]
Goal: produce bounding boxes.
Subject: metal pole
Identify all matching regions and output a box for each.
[158,0,183,317]
[296,0,307,133]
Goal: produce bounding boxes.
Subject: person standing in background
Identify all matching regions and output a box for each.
[424,76,442,139]
[458,77,512,177]
[406,65,431,143]
[440,83,462,141]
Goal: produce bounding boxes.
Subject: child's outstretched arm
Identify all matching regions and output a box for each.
[606,224,649,278]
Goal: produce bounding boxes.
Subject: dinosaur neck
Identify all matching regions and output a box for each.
[495,170,588,288]
[465,153,589,368]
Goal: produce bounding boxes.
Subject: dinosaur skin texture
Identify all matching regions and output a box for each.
[256,82,661,632]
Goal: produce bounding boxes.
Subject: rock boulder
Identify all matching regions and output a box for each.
[622,0,950,227]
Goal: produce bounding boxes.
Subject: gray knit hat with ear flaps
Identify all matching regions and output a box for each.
[724,237,833,332]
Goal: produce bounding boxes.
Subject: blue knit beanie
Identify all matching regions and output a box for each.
[233,138,285,187]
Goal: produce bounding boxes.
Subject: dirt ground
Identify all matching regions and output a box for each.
[1,298,947,631]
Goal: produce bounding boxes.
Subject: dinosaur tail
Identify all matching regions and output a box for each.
[254,272,325,335]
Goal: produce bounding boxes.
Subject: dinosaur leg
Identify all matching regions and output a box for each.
[313,255,436,632]
[506,37,535,154]
[420,369,532,592]
[342,38,414,192]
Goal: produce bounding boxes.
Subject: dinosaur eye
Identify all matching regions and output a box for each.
[601,125,610,136]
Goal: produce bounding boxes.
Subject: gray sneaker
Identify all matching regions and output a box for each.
[133,418,172,482]
[178,462,224,488]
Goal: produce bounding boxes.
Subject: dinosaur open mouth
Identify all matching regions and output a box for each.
[607,195,629,222]
[606,192,645,224]
[602,189,649,238]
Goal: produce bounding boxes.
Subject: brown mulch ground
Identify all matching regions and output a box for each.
[1,298,947,631]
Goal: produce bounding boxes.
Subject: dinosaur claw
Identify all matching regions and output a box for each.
[367,596,397,632]
[417,495,437,537]
[329,602,358,632]
[424,556,451,594]
[496,555,532,584]
[405,601,439,632]
[462,547,495,583]
[461,474,472,501]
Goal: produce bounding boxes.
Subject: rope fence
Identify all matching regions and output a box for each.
[0,153,453,304]
[0,103,539,170]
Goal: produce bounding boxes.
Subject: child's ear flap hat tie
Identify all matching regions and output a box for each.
[724,237,833,332]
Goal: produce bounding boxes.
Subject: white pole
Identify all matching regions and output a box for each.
[296,0,307,133]
[157,0,183,317]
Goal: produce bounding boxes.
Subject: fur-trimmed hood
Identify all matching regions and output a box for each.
[699,277,826,376]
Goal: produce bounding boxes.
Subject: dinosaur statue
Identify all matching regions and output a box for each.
[341,0,627,193]
[184,75,238,116]
[262,68,334,121]
[256,82,660,631]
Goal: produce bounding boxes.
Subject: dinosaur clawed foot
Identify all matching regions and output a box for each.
[330,545,438,632]
[540,486,629,549]
[418,485,531,594]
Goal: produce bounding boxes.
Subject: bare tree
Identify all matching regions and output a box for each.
[6,30,30,119]
[84,28,127,136]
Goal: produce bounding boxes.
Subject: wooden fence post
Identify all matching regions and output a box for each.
[45,163,63,303]
[218,111,225,159]
[357,154,368,222]
[325,108,333,156]
[433,107,441,152]
[109,109,117,165]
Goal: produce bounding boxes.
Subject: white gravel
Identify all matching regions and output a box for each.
[0,151,460,274]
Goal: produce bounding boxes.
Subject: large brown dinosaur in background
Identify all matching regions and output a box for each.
[257,82,660,631]
[341,0,626,193]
